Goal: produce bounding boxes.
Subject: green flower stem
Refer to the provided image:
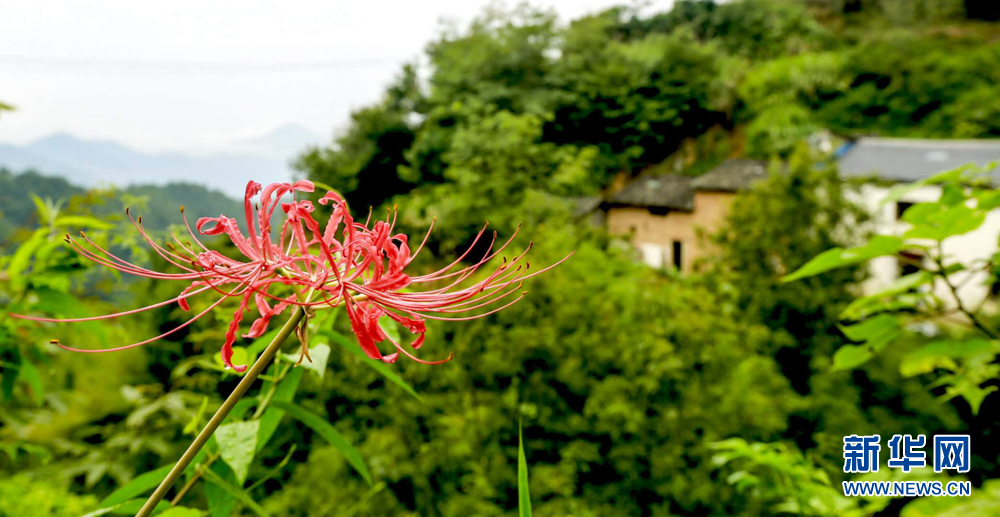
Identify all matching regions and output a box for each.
[136,306,306,517]
[169,337,298,507]
[933,243,998,339]
[169,450,220,506]
[252,361,294,419]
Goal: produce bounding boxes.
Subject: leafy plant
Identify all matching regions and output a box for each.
[784,163,1000,413]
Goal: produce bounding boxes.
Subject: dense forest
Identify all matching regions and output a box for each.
[4,1,1000,515]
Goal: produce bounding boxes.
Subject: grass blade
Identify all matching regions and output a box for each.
[98,464,174,508]
[320,329,422,401]
[82,499,169,517]
[519,422,532,517]
[201,465,271,517]
[271,400,373,486]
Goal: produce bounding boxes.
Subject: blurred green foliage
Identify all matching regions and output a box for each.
[4,0,1000,515]
[0,474,97,517]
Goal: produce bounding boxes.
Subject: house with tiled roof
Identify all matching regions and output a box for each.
[602,159,769,271]
[604,138,1000,306]
[839,137,1000,305]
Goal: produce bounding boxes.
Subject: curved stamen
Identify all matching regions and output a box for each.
[52,280,251,354]
[12,283,215,322]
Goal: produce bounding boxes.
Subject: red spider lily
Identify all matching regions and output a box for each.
[13,180,568,371]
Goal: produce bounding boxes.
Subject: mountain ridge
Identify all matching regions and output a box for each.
[0,125,320,198]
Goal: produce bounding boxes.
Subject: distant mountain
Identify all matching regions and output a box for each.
[0,125,321,198]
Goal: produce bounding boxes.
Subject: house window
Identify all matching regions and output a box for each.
[898,250,923,277]
[896,201,915,220]
[672,240,683,270]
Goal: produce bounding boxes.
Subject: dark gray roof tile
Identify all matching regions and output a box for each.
[607,174,694,211]
[690,159,769,192]
[838,138,1000,183]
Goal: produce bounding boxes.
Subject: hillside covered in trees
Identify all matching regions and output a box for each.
[302,0,1000,231]
[0,169,244,248]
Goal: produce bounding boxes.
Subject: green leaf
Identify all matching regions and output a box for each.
[109,500,169,515]
[832,345,873,371]
[379,317,402,343]
[17,358,44,406]
[34,237,64,265]
[958,385,997,415]
[518,422,532,517]
[183,396,209,435]
[246,444,297,493]
[271,400,372,486]
[900,355,958,378]
[318,308,340,331]
[901,340,999,377]
[1,350,18,401]
[156,508,204,517]
[205,461,238,517]
[903,204,985,241]
[311,180,338,193]
[246,329,280,357]
[28,288,107,341]
[977,189,1000,210]
[840,271,932,320]
[201,467,271,517]
[98,463,175,508]
[29,193,50,223]
[938,183,963,206]
[215,420,260,484]
[282,343,330,380]
[320,329,422,401]
[214,347,255,373]
[833,314,901,370]
[222,398,256,426]
[7,228,47,290]
[53,215,114,230]
[840,314,901,349]
[81,499,170,517]
[782,236,903,282]
[881,164,974,206]
[257,367,303,450]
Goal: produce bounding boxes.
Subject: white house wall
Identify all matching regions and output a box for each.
[854,183,1000,308]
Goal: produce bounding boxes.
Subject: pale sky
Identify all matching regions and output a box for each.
[1,0,673,154]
